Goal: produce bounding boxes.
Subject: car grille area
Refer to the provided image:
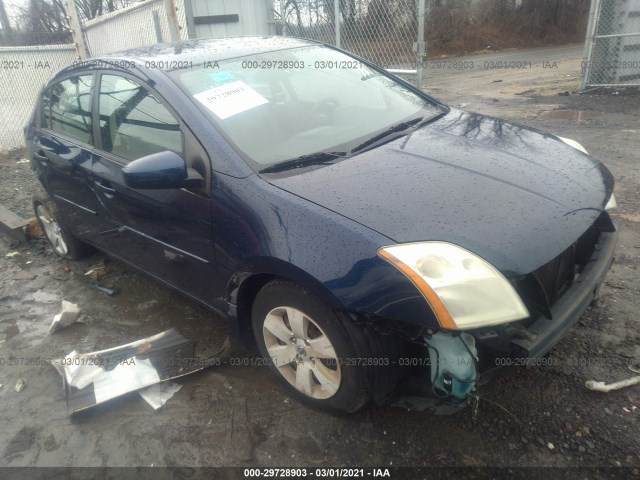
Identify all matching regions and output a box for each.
[521,211,615,318]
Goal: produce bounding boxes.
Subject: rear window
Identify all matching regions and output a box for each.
[47,75,93,144]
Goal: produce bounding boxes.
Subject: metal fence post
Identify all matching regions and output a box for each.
[163,0,182,42]
[183,0,196,39]
[415,0,426,89]
[65,0,90,59]
[334,0,341,48]
[280,0,286,36]
[581,0,601,90]
[152,11,164,42]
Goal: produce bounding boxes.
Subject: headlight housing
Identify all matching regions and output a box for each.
[378,242,529,330]
[557,136,588,154]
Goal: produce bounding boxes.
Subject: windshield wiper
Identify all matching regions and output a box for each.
[259,151,347,174]
[350,116,424,154]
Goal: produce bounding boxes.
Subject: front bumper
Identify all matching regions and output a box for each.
[511,229,618,361]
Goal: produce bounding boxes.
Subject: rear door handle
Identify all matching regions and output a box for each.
[33,150,48,165]
[95,181,116,198]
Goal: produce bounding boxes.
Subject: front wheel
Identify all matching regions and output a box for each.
[251,280,370,413]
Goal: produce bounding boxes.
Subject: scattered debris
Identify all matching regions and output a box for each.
[5,251,19,257]
[548,442,555,450]
[15,378,26,392]
[49,300,81,333]
[89,283,119,296]
[138,381,182,410]
[586,375,640,393]
[0,205,29,242]
[84,262,109,281]
[16,159,29,164]
[25,218,43,240]
[52,329,231,413]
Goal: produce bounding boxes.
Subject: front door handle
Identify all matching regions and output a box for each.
[95,181,116,199]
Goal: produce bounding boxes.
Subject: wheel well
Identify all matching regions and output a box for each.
[234,268,346,344]
[235,273,277,344]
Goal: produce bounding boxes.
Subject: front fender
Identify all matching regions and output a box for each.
[213,173,440,332]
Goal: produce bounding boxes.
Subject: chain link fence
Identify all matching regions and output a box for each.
[279,0,422,71]
[0,0,190,151]
[582,0,640,87]
[0,45,77,151]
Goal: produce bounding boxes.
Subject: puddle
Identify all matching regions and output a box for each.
[0,323,19,343]
[541,110,600,121]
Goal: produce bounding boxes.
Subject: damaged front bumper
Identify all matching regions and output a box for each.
[396,228,617,413]
[472,228,618,365]
[510,229,618,360]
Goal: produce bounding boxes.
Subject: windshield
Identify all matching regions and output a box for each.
[168,45,445,170]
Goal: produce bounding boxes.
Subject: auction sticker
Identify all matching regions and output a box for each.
[194,80,268,119]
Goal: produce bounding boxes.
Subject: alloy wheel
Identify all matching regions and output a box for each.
[262,306,341,399]
[36,204,69,256]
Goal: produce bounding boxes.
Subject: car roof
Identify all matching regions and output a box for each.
[99,36,321,68]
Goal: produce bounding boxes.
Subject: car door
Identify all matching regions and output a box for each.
[33,74,106,239]
[90,72,217,304]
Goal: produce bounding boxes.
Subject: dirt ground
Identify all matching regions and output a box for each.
[0,45,639,478]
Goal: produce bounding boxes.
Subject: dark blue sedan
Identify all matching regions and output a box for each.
[26,37,617,413]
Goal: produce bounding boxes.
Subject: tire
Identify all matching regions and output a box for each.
[251,280,371,414]
[32,191,93,260]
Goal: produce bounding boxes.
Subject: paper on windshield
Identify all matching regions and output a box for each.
[194,80,268,119]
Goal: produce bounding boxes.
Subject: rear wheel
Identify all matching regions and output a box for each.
[33,192,92,260]
[252,280,370,413]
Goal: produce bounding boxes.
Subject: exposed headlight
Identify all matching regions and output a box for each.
[378,242,529,330]
[557,136,588,154]
[605,193,617,211]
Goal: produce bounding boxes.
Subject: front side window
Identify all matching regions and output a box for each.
[48,75,93,144]
[98,74,182,162]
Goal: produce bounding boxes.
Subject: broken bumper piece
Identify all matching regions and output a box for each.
[52,328,229,413]
[512,229,617,362]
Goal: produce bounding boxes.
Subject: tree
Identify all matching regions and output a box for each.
[4,0,141,46]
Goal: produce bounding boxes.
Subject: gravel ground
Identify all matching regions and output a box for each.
[0,45,639,479]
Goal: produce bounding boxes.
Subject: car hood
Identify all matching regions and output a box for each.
[265,108,614,275]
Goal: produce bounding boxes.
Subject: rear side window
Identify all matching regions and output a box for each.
[98,74,182,162]
[48,75,93,144]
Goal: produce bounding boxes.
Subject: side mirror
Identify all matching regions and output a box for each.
[122,151,203,189]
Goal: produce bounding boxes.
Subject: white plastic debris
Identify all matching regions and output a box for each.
[138,381,182,410]
[92,357,160,404]
[585,376,640,393]
[59,351,104,389]
[15,378,25,392]
[51,330,232,413]
[49,300,81,333]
